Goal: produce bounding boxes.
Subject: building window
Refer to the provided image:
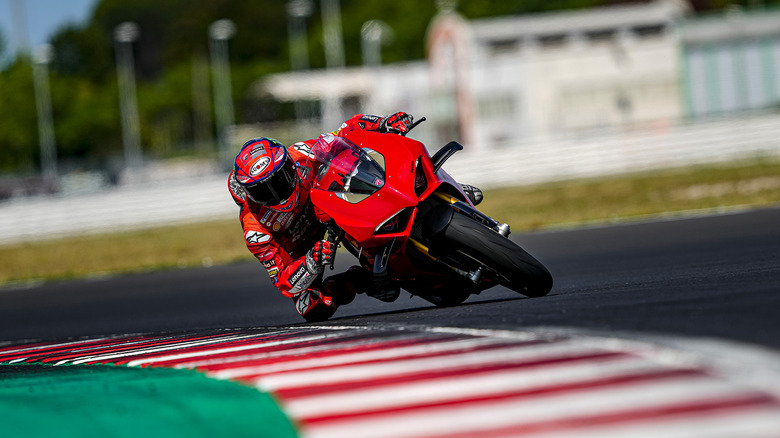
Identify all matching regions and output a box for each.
[477,95,516,119]
[634,24,666,38]
[488,39,520,56]
[586,29,616,45]
[539,34,567,49]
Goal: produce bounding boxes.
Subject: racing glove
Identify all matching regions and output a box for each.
[379,112,414,136]
[305,240,334,272]
[288,240,335,296]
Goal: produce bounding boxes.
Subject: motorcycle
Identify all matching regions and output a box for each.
[306,118,552,306]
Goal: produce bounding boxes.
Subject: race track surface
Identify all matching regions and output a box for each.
[3,206,780,437]
[2,206,778,348]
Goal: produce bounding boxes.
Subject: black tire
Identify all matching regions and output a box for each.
[442,212,553,297]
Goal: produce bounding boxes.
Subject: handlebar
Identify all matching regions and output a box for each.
[407,116,426,134]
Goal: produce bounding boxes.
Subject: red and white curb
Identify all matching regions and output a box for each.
[2,325,780,438]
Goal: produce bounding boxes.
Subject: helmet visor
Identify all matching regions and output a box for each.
[244,158,297,206]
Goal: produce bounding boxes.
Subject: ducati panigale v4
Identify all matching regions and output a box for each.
[307,119,553,306]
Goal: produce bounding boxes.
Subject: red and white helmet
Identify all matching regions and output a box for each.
[234,137,299,211]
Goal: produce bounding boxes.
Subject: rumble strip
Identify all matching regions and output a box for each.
[2,325,780,438]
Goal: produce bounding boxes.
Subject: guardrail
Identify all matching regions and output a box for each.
[0,175,236,245]
[446,113,780,188]
[1,113,778,245]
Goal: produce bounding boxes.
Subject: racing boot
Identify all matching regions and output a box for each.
[460,184,483,206]
[294,288,338,322]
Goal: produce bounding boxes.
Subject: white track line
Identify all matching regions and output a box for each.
[171,333,424,369]
[210,336,513,380]
[301,377,761,438]
[63,333,266,365]
[285,355,672,419]
[499,408,780,438]
[252,340,611,391]
[125,332,348,367]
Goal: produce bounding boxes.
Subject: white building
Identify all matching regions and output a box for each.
[249,0,780,161]
[425,0,690,151]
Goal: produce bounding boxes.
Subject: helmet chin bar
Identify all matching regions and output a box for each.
[243,156,298,207]
[268,179,300,212]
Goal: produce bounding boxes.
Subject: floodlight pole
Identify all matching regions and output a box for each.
[361,20,392,68]
[114,22,143,175]
[209,19,236,167]
[287,0,313,120]
[32,44,57,180]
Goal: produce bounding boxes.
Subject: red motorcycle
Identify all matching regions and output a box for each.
[307,119,552,306]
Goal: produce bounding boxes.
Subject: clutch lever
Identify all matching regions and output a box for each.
[406,116,426,134]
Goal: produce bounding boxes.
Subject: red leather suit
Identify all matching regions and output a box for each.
[227,114,384,300]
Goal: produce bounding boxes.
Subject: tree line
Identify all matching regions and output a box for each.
[0,0,757,174]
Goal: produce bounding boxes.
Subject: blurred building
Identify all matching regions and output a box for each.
[252,0,780,153]
[680,7,780,119]
[425,0,689,151]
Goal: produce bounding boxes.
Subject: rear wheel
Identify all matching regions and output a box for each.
[429,206,553,297]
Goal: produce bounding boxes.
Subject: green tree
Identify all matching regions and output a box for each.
[5,0,777,175]
[0,59,37,172]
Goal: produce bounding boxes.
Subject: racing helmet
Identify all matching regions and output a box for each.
[234,137,299,211]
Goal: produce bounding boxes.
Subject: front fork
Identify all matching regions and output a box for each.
[410,192,511,284]
[433,192,510,237]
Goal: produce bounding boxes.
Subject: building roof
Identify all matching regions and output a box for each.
[258,68,372,101]
[468,0,690,42]
[680,7,780,44]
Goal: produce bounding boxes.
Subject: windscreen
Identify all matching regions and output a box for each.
[310,134,386,203]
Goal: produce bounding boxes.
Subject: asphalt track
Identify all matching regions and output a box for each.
[2,205,779,350]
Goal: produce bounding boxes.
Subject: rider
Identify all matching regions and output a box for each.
[228,112,483,322]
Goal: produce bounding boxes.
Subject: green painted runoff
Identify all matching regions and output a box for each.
[0,364,298,438]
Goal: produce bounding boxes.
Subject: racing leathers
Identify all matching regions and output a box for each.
[228,113,410,321]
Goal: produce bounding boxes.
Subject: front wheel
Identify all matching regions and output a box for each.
[429,207,553,297]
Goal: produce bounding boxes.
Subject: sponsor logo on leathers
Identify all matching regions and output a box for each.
[245,231,270,245]
[267,267,279,282]
[289,263,320,294]
[290,265,307,286]
[293,142,315,158]
[295,291,312,315]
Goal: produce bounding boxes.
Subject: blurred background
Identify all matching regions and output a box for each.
[1,0,779,248]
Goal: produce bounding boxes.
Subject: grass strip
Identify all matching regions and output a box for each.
[1,158,779,286]
[480,158,780,230]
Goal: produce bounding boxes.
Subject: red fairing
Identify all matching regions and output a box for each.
[308,129,472,279]
[309,133,419,243]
